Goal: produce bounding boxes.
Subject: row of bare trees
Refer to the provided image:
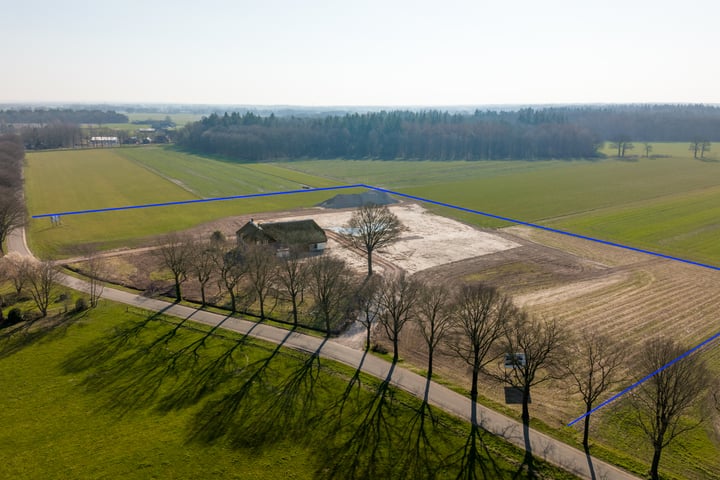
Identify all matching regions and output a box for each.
[361,276,711,480]
[0,134,26,256]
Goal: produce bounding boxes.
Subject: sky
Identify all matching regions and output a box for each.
[2,0,719,106]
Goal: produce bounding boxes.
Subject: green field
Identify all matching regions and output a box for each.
[24,148,350,257]
[0,301,571,480]
[25,142,720,264]
[278,143,720,265]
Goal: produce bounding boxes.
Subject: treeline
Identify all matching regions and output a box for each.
[0,134,26,255]
[19,124,83,150]
[0,109,128,125]
[177,110,600,161]
[561,104,720,142]
[177,104,720,161]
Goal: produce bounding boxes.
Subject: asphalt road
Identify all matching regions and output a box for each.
[7,227,640,480]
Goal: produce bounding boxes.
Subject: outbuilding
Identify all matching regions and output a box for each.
[236,219,327,254]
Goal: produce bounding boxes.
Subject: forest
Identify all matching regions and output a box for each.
[0,109,128,125]
[177,105,720,161]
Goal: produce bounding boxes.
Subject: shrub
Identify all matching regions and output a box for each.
[74,297,88,312]
[6,307,23,325]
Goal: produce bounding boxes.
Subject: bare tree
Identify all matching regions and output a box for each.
[346,203,402,276]
[189,240,215,307]
[497,313,565,478]
[213,245,246,313]
[451,284,514,412]
[377,273,420,363]
[499,313,565,427]
[610,135,633,158]
[416,281,454,381]
[563,329,624,451]
[630,337,710,480]
[701,140,711,159]
[276,247,307,327]
[643,142,653,158]
[84,249,105,308]
[5,252,32,296]
[26,261,59,317]
[306,255,355,336]
[244,243,278,321]
[158,234,193,302]
[689,138,702,159]
[0,188,25,256]
[354,274,383,351]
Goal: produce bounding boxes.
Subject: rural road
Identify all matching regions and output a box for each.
[7,228,640,480]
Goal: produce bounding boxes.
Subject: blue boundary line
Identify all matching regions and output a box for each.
[32,182,720,422]
[566,330,720,427]
[31,184,364,218]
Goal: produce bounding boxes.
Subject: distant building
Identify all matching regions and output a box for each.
[236,219,327,254]
[89,136,118,146]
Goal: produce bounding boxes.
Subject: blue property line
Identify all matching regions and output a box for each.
[31,184,365,218]
[566,330,720,427]
[33,181,720,422]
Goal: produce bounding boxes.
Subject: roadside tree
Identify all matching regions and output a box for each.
[306,255,355,335]
[277,247,307,327]
[244,243,278,321]
[27,260,59,317]
[630,337,709,480]
[451,284,514,411]
[377,273,420,363]
[158,234,193,302]
[189,240,216,307]
[354,274,383,351]
[563,329,624,451]
[416,281,454,381]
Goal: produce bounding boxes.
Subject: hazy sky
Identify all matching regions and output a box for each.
[2,0,718,106]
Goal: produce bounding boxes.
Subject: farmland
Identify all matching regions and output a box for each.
[24,147,348,257]
[19,143,720,478]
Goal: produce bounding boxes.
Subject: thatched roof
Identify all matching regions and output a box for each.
[237,219,327,245]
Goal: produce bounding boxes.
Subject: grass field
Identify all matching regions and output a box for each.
[24,148,351,257]
[0,300,573,480]
[24,143,720,264]
[278,143,720,264]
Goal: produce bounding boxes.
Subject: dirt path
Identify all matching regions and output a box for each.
[6,226,641,480]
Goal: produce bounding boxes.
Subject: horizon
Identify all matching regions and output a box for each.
[2,1,719,106]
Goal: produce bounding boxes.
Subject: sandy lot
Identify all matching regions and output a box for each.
[251,203,520,275]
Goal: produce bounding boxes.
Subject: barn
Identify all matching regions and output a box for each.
[236,219,327,254]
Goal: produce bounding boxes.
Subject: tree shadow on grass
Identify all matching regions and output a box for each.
[314,360,400,480]
[392,375,455,480]
[62,306,250,417]
[0,310,86,360]
[448,403,504,480]
[187,328,296,445]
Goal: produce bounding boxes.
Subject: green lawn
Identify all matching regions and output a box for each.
[0,301,573,480]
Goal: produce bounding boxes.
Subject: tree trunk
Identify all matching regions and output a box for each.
[200,283,206,307]
[650,445,662,480]
[583,402,592,451]
[291,295,298,326]
[365,323,371,351]
[174,275,182,302]
[392,336,399,364]
[367,248,373,277]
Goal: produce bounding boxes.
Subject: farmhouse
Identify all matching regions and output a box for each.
[236,219,327,254]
